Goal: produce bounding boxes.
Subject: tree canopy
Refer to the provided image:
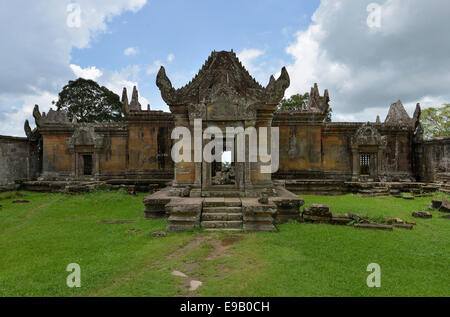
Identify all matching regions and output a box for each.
[278,92,333,122]
[53,78,124,123]
[421,104,450,139]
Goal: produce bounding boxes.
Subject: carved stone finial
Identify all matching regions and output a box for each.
[33,104,41,127]
[264,67,290,104]
[156,66,177,105]
[24,120,32,138]
[129,86,141,110]
[121,87,129,113]
[307,83,329,114]
[412,103,421,128]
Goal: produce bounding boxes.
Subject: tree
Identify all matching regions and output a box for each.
[53,78,124,122]
[278,92,333,122]
[278,93,309,111]
[421,104,450,139]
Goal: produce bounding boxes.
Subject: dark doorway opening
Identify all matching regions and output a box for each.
[83,154,93,176]
[360,154,370,176]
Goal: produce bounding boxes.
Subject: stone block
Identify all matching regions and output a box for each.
[354,224,393,231]
[394,223,414,230]
[439,199,450,213]
[303,204,332,217]
[412,211,432,219]
[430,199,442,210]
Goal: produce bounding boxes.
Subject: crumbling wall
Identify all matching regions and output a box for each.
[0,136,34,185]
[417,137,450,182]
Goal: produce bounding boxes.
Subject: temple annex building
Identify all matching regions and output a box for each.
[1,51,449,231]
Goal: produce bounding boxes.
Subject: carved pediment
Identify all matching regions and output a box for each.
[67,126,104,152]
[33,105,70,127]
[157,50,290,107]
[352,124,387,147]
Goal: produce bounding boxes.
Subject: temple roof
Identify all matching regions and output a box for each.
[156,50,290,106]
[384,100,411,125]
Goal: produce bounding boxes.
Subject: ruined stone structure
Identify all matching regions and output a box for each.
[0,50,449,230]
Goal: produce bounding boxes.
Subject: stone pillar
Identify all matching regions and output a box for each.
[352,147,359,181]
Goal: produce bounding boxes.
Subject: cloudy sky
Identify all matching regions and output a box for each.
[1,0,449,136]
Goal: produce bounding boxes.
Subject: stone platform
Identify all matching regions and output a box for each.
[143,186,304,232]
[279,179,439,196]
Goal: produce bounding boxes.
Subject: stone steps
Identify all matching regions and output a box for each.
[201,212,243,221]
[202,206,242,213]
[202,191,242,197]
[358,186,389,197]
[204,228,243,232]
[201,198,243,231]
[201,220,243,229]
[203,199,242,208]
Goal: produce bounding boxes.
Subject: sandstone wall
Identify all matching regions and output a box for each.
[416,137,450,182]
[0,136,36,185]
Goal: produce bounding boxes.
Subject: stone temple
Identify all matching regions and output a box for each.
[0,50,449,232]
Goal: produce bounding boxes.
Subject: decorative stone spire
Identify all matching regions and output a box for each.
[412,103,421,128]
[24,120,32,138]
[129,86,141,110]
[376,115,381,124]
[307,83,330,114]
[384,100,411,125]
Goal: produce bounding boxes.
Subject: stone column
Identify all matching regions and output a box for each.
[352,147,359,181]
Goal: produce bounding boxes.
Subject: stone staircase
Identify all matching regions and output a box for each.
[201,198,243,231]
[358,185,389,197]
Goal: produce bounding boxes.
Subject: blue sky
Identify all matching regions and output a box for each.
[70,0,320,111]
[1,0,449,136]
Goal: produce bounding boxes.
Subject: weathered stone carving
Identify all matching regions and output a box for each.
[129,86,142,111]
[384,100,411,125]
[67,126,105,152]
[352,123,387,147]
[412,103,422,129]
[32,104,70,127]
[156,66,178,105]
[288,127,298,159]
[157,51,290,107]
[307,83,330,114]
[264,67,290,104]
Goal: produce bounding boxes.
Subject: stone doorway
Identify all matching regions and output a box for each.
[211,139,236,186]
[360,154,371,176]
[82,154,93,176]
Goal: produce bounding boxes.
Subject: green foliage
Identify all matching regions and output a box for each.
[278,93,309,111]
[324,106,333,122]
[421,104,450,139]
[278,92,333,122]
[53,78,124,123]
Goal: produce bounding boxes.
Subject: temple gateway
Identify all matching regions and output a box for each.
[1,50,449,232]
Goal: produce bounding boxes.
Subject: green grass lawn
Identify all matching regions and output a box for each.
[0,190,449,297]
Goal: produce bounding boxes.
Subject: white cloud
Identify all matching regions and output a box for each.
[124,47,138,56]
[0,0,148,136]
[146,60,163,75]
[285,0,450,122]
[167,53,175,63]
[237,48,265,74]
[70,64,103,81]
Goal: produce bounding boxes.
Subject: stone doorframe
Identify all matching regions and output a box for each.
[67,126,105,179]
[351,124,387,181]
[200,121,247,193]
